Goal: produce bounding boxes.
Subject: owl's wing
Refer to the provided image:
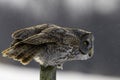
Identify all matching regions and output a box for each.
[11,24,55,46]
[21,33,56,45]
[21,27,66,45]
[12,24,50,40]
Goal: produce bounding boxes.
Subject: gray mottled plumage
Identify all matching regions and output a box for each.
[2,24,94,69]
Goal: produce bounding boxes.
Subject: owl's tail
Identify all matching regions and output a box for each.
[2,43,40,65]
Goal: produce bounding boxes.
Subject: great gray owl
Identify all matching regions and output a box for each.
[2,24,94,69]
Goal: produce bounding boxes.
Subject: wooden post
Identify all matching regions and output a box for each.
[40,65,56,80]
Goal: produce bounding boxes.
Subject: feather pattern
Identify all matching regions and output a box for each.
[2,24,94,69]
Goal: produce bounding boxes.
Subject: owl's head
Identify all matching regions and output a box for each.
[67,29,94,61]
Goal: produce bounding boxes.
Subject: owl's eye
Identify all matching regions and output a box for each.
[83,41,89,47]
[79,34,92,55]
[81,40,91,54]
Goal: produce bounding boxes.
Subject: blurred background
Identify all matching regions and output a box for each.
[0,0,120,80]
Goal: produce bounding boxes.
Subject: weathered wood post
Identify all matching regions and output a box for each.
[40,66,56,80]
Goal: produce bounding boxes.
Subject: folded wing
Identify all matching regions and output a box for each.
[12,24,49,40]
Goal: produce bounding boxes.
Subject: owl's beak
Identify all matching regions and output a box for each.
[88,47,94,58]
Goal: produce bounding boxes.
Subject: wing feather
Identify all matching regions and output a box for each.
[12,24,50,40]
[21,26,67,45]
[21,33,57,45]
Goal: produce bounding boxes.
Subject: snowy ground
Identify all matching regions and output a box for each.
[0,63,119,80]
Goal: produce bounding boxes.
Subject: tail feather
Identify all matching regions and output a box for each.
[2,43,40,65]
[22,53,34,64]
[2,47,15,57]
[14,46,32,60]
[21,46,40,64]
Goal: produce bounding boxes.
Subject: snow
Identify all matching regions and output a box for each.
[0,63,119,80]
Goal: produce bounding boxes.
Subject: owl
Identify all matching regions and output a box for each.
[2,24,94,69]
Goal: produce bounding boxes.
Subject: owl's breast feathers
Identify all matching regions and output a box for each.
[2,24,90,66]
